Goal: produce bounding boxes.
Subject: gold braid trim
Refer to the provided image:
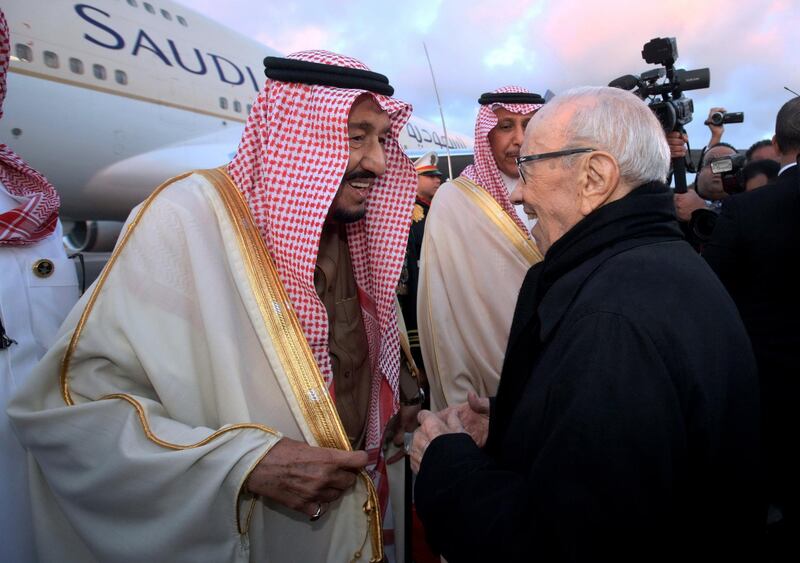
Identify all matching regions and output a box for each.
[201,168,383,562]
[57,171,280,536]
[452,176,543,264]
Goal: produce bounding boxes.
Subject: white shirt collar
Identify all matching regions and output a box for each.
[779,162,797,176]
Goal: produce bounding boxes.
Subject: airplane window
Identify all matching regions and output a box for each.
[115,70,128,85]
[233,101,242,113]
[93,64,107,80]
[15,44,33,63]
[126,0,138,6]
[143,3,155,14]
[219,97,228,110]
[247,104,253,114]
[43,51,60,69]
[161,9,172,21]
[177,15,188,27]
[69,58,84,75]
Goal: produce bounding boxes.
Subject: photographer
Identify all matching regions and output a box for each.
[673,141,738,250]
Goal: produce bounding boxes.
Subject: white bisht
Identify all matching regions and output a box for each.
[418,176,542,411]
[9,171,381,563]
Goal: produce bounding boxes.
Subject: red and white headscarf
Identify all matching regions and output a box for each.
[0,9,60,246]
[460,85,543,232]
[228,50,416,513]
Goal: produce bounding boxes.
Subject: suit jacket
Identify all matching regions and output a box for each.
[416,183,762,562]
[704,164,800,504]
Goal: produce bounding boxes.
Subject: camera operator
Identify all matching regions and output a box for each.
[703,95,800,563]
[672,141,738,250]
[704,106,728,148]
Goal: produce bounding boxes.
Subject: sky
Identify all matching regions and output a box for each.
[176,0,798,157]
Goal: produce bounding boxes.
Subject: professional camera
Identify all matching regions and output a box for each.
[609,37,710,133]
[706,111,744,126]
[710,153,747,194]
[609,37,710,192]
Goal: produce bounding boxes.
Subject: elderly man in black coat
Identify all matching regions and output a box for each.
[410,86,762,563]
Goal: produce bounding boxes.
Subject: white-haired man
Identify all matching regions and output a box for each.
[411,86,762,562]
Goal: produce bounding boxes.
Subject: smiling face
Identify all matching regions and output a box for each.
[488,107,534,178]
[328,94,391,223]
[512,106,587,253]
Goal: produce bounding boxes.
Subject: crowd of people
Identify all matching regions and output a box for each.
[2,7,798,561]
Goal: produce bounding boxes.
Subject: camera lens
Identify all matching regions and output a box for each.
[710,111,724,126]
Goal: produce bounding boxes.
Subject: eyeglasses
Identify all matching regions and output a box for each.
[516,147,597,183]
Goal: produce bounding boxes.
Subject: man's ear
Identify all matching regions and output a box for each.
[772,134,781,154]
[579,151,620,216]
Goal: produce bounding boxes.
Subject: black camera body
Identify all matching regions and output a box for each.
[707,111,744,126]
[609,37,711,193]
[710,154,747,194]
[610,37,710,133]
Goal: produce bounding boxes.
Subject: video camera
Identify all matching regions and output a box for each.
[710,154,747,194]
[609,37,710,192]
[706,111,744,126]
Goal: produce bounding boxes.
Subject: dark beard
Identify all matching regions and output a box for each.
[329,205,367,224]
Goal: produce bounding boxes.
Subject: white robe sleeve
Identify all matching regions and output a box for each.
[8,181,285,563]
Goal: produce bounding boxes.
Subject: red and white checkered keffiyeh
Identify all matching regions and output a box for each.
[460,85,543,232]
[228,50,417,517]
[0,9,60,246]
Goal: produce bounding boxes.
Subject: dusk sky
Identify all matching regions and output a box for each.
[176,0,798,158]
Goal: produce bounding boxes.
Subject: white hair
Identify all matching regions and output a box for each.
[537,86,671,186]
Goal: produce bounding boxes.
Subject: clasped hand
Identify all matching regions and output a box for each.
[409,392,490,473]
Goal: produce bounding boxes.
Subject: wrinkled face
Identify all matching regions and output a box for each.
[512,106,586,254]
[328,95,391,223]
[697,145,737,200]
[488,107,534,178]
[750,144,780,163]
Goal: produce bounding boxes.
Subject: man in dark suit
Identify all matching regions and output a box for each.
[704,96,800,562]
[409,86,762,562]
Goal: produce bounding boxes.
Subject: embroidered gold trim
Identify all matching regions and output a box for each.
[60,171,192,406]
[58,171,279,537]
[201,168,383,562]
[452,176,543,264]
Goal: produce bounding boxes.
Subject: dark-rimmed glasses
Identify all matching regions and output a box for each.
[516,148,596,183]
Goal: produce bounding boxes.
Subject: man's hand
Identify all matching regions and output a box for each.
[246,437,367,519]
[666,131,688,159]
[391,404,422,447]
[704,106,727,146]
[674,189,707,222]
[410,408,466,473]
[453,392,490,448]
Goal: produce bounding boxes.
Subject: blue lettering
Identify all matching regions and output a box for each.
[245,65,261,93]
[132,30,172,66]
[167,40,206,75]
[75,4,124,50]
[208,53,244,86]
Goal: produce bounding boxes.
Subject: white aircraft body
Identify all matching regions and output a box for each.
[1,0,472,251]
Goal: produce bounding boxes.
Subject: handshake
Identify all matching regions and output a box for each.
[409,392,490,473]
